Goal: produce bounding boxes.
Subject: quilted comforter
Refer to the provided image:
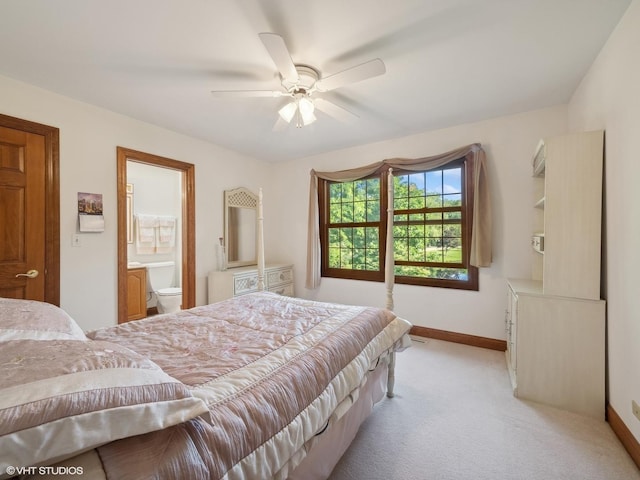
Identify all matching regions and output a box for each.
[87,292,412,480]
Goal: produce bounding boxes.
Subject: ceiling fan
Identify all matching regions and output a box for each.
[210,33,386,128]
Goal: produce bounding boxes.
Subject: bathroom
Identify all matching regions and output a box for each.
[126,161,182,316]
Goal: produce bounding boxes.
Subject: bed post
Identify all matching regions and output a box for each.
[385,168,395,311]
[387,351,396,398]
[257,188,265,291]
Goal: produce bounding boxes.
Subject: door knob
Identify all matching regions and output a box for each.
[15,269,39,278]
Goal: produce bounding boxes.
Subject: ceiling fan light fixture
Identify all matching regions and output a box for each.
[299,110,316,127]
[278,102,297,123]
[298,96,314,117]
[279,95,316,128]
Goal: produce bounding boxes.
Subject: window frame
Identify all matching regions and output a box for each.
[319,170,388,282]
[318,157,478,291]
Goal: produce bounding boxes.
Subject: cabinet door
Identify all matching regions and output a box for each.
[127,268,147,322]
[542,130,603,300]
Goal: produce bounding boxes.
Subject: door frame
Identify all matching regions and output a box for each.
[0,113,60,305]
[116,147,195,324]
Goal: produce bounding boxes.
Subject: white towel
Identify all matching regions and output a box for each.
[155,216,176,253]
[135,214,157,254]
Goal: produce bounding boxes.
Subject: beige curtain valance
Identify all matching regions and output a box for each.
[306,144,492,307]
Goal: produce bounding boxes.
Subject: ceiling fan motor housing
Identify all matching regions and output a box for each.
[282,65,319,94]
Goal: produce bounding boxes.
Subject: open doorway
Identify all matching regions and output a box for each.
[116,147,195,324]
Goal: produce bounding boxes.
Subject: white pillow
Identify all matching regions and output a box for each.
[0,298,87,341]
[0,339,208,475]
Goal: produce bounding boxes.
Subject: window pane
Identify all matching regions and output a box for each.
[329,247,341,268]
[340,227,353,247]
[444,245,462,263]
[444,224,461,237]
[366,227,378,248]
[394,225,408,239]
[354,180,367,201]
[330,183,342,201]
[409,173,426,196]
[444,211,461,220]
[427,248,443,263]
[394,196,408,210]
[426,194,443,208]
[443,167,462,193]
[443,193,461,207]
[328,228,340,246]
[353,227,366,248]
[329,203,340,223]
[408,196,425,209]
[353,201,366,222]
[353,248,366,270]
[426,170,442,194]
[394,236,408,261]
[340,249,353,268]
[409,237,426,262]
[366,249,379,270]
[341,182,353,201]
[426,225,443,238]
[409,225,425,237]
[366,201,380,222]
[366,179,380,200]
[341,203,354,222]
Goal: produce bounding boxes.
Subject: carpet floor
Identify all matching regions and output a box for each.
[329,337,639,480]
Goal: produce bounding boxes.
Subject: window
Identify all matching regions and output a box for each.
[319,158,478,290]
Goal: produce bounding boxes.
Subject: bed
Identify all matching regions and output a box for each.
[0,291,411,479]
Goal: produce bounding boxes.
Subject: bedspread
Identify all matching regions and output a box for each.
[87,292,412,480]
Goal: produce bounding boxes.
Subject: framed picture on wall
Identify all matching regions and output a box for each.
[78,192,105,232]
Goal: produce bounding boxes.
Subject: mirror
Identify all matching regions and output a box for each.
[224,187,258,268]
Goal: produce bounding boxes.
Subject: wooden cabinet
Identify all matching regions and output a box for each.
[506,130,605,419]
[532,130,604,300]
[126,267,147,322]
[506,279,605,418]
[208,264,294,303]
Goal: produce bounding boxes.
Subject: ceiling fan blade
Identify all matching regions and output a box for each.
[315,58,386,92]
[258,33,299,84]
[314,98,359,123]
[210,90,286,98]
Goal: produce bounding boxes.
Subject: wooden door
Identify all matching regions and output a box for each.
[0,115,59,303]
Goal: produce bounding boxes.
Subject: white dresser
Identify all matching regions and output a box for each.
[208,264,294,303]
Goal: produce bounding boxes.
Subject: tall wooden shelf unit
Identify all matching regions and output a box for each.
[506,130,605,419]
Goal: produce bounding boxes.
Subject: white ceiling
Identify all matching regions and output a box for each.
[0,0,631,162]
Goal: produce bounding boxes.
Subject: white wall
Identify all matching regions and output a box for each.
[567,0,640,443]
[269,105,568,340]
[127,161,182,270]
[0,74,271,331]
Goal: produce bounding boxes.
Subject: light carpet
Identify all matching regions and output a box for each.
[329,337,639,480]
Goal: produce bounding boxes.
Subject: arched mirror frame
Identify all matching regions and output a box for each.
[224,187,258,268]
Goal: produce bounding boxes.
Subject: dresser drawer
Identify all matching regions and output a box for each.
[266,266,294,288]
[234,273,259,296]
[268,283,294,297]
[209,264,294,303]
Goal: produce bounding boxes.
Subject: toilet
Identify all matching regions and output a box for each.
[144,261,182,314]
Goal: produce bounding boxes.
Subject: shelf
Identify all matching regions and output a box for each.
[532,139,546,177]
